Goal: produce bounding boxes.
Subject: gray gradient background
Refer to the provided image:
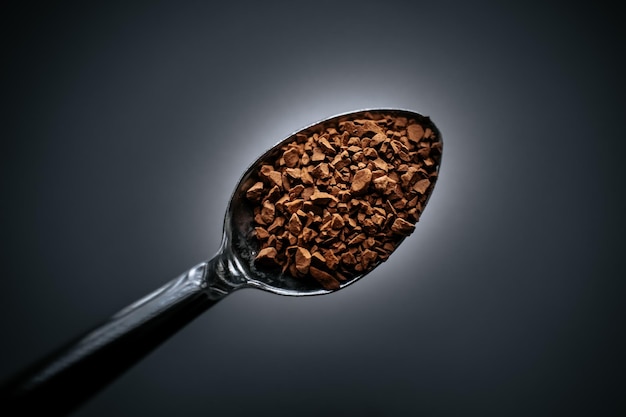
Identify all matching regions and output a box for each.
[1,1,624,416]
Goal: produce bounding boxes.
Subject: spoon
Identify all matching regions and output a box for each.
[0,108,442,416]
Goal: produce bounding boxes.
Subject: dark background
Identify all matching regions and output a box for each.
[1,1,624,416]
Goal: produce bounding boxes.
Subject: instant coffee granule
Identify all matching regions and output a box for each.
[245,112,442,290]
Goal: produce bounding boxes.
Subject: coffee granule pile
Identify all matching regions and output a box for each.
[245,112,442,290]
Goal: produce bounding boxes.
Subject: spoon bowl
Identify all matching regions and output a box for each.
[218,108,442,297]
[1,108,442,417]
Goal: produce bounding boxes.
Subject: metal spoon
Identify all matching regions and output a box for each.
[0,108,442,416]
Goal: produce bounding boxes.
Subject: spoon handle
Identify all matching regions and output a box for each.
[0,261,222,417]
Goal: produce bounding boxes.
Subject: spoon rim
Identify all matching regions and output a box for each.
[222,107,443,296]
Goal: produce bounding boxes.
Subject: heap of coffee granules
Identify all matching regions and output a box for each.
[245,112,442,290]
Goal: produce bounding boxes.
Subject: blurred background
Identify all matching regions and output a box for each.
[1,1,624,416]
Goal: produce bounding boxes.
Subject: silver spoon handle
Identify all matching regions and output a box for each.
[0,259,229,417]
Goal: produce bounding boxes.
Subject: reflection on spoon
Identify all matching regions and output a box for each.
[0,108,442,417]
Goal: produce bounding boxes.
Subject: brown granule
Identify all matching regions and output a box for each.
[246,112,441,290]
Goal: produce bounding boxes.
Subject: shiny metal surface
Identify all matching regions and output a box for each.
[1,108,442,416]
